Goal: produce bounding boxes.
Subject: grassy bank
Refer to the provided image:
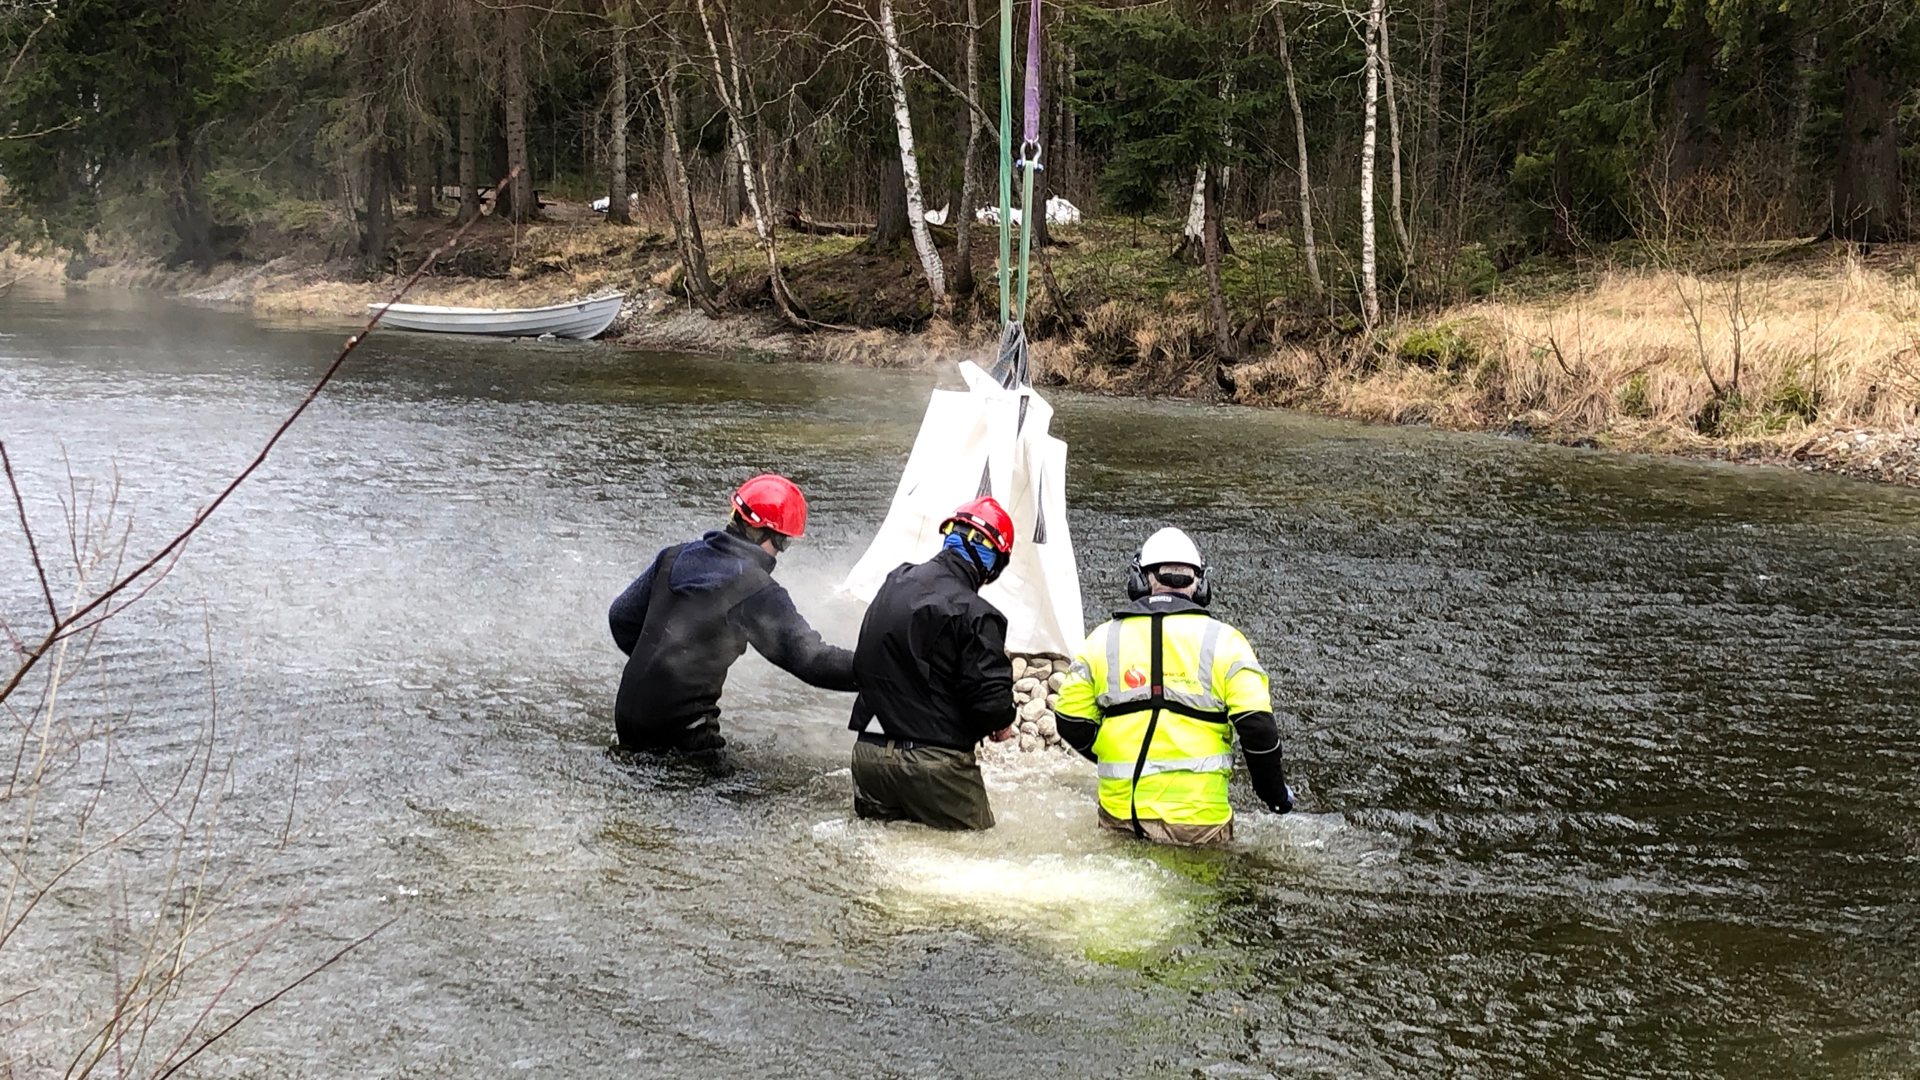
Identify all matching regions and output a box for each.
[8,202,1918,487]
[1232,256,1920,454]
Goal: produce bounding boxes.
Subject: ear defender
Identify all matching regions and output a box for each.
[1127,554,1213,606]
[1124,546,1150,600]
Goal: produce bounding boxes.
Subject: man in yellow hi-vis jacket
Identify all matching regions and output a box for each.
[1053,527,1294,845]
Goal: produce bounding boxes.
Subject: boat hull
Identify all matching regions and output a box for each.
[369,294,624,340]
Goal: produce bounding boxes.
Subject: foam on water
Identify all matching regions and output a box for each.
[808,752,1404,962]
[813,813,1201,960]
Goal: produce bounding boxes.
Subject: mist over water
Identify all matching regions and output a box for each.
[2,283,1917,1078]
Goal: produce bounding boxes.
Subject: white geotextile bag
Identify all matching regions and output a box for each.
[842,361,1085,656]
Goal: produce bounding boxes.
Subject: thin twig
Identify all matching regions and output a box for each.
[1,443,58,625]
[1544,333,1575,378]
[154,918,396,1080]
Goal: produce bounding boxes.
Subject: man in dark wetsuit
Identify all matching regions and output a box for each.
[846,497,1018,830]
[609,474,856,752]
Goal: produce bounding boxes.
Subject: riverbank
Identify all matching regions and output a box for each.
[7,209,1917,488]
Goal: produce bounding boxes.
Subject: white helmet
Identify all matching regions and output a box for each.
[1138,527,1204,571]
[1128,527,1212,604]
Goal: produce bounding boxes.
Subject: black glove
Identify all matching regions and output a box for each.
[1267,784,1296,814]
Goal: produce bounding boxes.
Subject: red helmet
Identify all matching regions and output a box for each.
[731,474,808,538]
[941,496,1015,555]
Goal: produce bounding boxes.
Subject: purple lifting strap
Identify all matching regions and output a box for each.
[1021,0,1043,156]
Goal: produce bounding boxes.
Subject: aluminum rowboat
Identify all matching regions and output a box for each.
[368,293,624,340]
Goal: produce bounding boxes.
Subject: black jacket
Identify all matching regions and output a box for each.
[847,548,1015,751]
[609,529,855,750]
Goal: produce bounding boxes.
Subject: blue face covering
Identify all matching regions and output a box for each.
[943,529,1005,581]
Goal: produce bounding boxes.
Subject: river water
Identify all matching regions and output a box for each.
[2,284,1917,1078]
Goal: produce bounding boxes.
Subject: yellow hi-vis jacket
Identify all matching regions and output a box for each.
[1053,595,1271,827]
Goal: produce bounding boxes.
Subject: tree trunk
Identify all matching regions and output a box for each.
[877,0,946,305]
[412,117,436,218]
[952,0,983,305]
[1550,138,1577,253]
[1833,57,1903,243]
[167,140,216,270]
[1669,57,1711,179]
[868,150,909,250]
[1059,43,1078,196]
[502,3,535,222]
[1787,28,1816,173]
[362,131,392,272]
[1669,11,1714,182]
[1360,0,1382,327]
[606,23,631,224]
[1175,167,1205,263]
[1202,163,1233,363]
[1217,70,1234,207]
[696,0,807,327]
[489,112,512,218]
[721,138,743,225]
[1029,53,1051,249]
[1423,0,1442,212]
[1275,3,1322,296]
[654,69,723,316]
[457,79,480,223]
[1379,6,1412,259]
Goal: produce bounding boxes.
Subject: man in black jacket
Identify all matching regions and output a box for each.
[609,474,856,753]
[846,497,1017,830]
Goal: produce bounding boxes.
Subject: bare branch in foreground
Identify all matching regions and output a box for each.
[153,917,396,1080]
[1,443,58,625]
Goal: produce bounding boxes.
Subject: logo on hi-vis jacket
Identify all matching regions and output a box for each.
[1122,665,1147,690]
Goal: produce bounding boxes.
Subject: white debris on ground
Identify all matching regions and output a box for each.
[981,653,1078,759]
[590,193,640,213]
[973,197,1083,227]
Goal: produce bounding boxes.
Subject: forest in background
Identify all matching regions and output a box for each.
[4,0,1918,463]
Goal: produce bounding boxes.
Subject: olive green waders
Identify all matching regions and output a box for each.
[851,736,995,831]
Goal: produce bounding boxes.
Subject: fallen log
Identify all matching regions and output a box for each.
[782,206,874,236]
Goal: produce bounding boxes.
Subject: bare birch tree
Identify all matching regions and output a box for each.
[1179,167,1207,259]
[877,0,947,306]
[1360,0,1383,327]
[695,0,807,327]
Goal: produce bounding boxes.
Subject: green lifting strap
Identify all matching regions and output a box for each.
[998,0,1043,329]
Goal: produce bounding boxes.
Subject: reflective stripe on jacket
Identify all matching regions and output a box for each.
[1053,594,1271,827]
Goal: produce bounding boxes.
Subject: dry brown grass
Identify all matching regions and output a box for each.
[1043,299,1220,397]
[1313,255,1920,451]
[0,244,68,286]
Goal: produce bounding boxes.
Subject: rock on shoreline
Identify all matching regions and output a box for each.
[1791,428,1920,486]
